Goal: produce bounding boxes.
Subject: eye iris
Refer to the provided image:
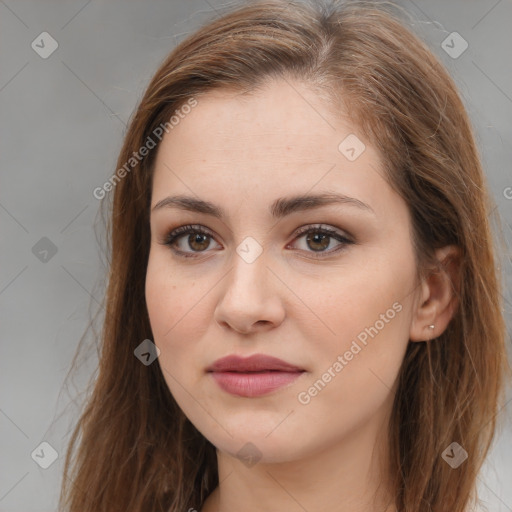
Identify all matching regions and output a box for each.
[306,232,329,251]
[189,233,210,251]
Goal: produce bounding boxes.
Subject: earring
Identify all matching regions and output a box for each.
[425,324,436,342]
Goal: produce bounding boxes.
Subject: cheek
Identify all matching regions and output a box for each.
[291,257,413,352]
[145,251,214,385]
[145,256,196,405]
[294,253,414,405]
[145,255,189,375]
[292,289,409,449]
[145,252,200,339]
[144,257,220,446]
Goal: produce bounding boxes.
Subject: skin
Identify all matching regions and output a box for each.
[145,77,459,512]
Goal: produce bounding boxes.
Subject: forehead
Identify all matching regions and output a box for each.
[157,80,350,160]
[150,78,392,219]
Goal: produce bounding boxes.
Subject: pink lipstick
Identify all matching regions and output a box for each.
[206,354,305,398]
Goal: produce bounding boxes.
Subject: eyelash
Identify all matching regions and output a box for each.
[160,223,354,259]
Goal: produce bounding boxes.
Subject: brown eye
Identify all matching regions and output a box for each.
[289,224,353,258]
[305,232,331,251]
[186,233,211,252]
[162,224,221,258]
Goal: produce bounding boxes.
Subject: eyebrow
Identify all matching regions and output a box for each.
[151,192,375,219]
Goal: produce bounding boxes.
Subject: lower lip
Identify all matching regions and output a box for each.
[209,371,304,397]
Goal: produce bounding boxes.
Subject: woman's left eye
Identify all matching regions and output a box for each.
[289,225,353,257]
[160,223,353,259]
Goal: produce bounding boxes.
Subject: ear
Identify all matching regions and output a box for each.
[409,245,461,342]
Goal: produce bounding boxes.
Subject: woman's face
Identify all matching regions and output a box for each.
[145,78,421,463]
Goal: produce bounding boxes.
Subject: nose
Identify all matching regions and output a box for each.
[213,248,286,335]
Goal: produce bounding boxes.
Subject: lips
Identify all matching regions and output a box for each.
[206,354,304,373]
[206,354,305,398]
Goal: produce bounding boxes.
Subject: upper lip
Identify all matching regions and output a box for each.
[207,354,304,373]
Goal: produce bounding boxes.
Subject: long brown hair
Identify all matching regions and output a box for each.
[58,1,510,511]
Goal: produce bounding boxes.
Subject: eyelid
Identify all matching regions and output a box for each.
[292,223,352,240]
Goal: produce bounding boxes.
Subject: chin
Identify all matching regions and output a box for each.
[198,422,309,465]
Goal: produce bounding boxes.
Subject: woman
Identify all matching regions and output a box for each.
[59,1,510,511]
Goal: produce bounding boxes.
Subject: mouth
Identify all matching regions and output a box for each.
[206,354,306,397]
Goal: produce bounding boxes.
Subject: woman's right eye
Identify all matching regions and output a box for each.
[161,224,221,258]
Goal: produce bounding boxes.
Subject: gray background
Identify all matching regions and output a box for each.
[1,0,511,511]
